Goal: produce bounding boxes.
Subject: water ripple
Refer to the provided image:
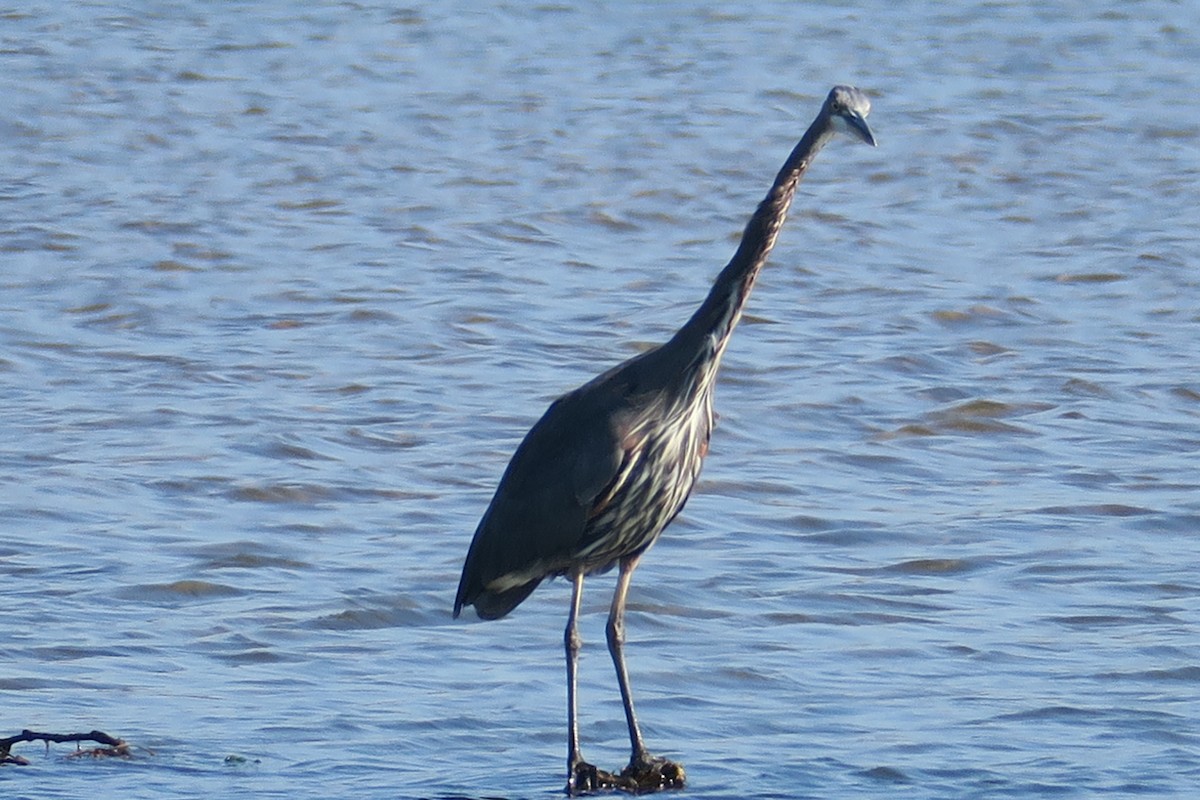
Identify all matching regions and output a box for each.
[2,2,1199,798]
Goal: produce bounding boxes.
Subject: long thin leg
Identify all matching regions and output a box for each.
[565,568,586,777]
[606,553,686,790]
[607,553,648,764]
[565,568,606,795]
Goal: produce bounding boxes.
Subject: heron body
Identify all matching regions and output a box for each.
[454,85,876,794]
[456,330,715,619]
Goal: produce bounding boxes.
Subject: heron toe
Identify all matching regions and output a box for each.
[567,760,622,795]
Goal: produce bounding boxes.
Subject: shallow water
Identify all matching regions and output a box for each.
[2,2,1198,798]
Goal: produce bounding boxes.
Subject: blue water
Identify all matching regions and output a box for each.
[2,2,1198,798]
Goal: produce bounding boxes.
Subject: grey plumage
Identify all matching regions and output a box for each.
[454,85,876,794]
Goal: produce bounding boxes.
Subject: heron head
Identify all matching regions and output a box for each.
[826,85,876,147]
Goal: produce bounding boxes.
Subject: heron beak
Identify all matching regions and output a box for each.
[843,111,877,147]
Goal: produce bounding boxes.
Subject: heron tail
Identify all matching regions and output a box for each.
[454,578,542,621]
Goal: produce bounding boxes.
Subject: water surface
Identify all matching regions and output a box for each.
[2,2,1198,798]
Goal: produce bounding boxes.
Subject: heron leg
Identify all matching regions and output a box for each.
[565,568,611,795]
[607,554,648,764]
[606,553,685,791]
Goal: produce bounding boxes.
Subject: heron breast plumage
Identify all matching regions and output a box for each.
[573,376,714,571]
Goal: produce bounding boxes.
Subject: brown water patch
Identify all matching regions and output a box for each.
[1037,504,1155,517]
[1052,272,1125,283]
[118,580,245,602]
[885,558,977,575]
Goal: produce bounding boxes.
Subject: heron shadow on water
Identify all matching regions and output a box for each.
[453,85,876,795]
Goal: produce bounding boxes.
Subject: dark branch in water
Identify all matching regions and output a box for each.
[1,730,131,765]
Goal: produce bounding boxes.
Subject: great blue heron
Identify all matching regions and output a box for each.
[454,85,876,794]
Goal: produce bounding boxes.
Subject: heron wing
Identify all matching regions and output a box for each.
[453,385,626,618]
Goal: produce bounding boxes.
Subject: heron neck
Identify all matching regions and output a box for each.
[673,119,834,365]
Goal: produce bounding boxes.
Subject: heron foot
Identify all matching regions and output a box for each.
[617,755,686,793]
[566,755,684,795]
[566,759,621,795]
